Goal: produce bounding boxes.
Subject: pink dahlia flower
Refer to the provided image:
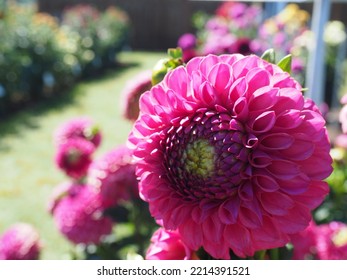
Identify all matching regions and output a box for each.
[128,54,332,259]
[54,117,102,148]
[87,145,138,207]
[51,183,113,245]
[316,221,347,260]
[0,223,41,260]
[121,71,152,121]
[146,228,196,260]
[55,138,95,179]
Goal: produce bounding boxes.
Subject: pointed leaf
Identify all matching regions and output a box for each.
[277,54,292,74]
[261,48,276,64]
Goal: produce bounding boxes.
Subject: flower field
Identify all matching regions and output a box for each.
[2,1,347,261]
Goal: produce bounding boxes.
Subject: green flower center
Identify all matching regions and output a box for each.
[182,139,215,178]
[332,228,347,247]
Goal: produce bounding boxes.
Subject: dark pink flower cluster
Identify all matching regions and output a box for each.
[128,54,332,259]
[0,223,42,260]
[87,145,138,207]
[49,182,113,244]
[54,117,101,180]
[51,118,138,245]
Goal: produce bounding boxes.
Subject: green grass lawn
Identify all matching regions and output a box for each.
[0,51,165,259]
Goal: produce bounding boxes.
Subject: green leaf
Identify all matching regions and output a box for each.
[168,47,183,60]
[277,54,292,74]
[261,48,276,64]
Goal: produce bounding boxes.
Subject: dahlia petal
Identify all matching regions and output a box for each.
[245,68,271,95]
[279,138,315,161]
[165,204,191,229]
[198,54,220,76]
[186,56,202,74]
[294,181,329,209]
[300,151,333,180]
[275,109,304,129]
[271,72,301,89]
[296,110,326,138]
[252,174,279,192]
[249,151,272,168]
[166,66,188,97]
[232,55,259,79]
[228,77,247,104]
[224,224,254,257]
[278,174,310,195]
[274,88,304,113]
[251,216,289,250]
[276,203,311,234]
[202,213,224,243]
[260,191,294,216]
[208,63,233,92]
[238,181,254,201]
[203,239,230,260]
[178,220,203,250]
[248,87,278,112]
[260,133,294,150]
[233,97,249,120]
[199,81,216,106]
[267,160,300,180]
[239,207,263,229]
[218,197,240,224]
[219,53,243,65]
[250,111,276,133]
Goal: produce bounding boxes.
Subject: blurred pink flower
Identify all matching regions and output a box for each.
[121,71,152,121]
[55,138,95,180]
[0,223,41,260]
[177,33,198,62]
[316,221,347,260]
[54,117,102,148]
[146,228,196,260]
[334,134,347,149]
[87,145,138,207]
[128,54,332,259]
[51,183,113,245]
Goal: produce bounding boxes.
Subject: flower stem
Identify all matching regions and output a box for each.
[255,250,267,260]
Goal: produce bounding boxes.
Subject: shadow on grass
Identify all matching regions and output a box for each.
[0,61,139,152]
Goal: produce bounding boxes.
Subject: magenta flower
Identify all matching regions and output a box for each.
[316,221,347,260]
[128,54,332,259]
[177,33,198,62]
[178,33,197,50]
[87,145,138,207]
[146,228,196,260]
[54,117,102,148]
[0,223,41,260]
[55,138,95,179]
[51,183,113,245]
[121,71,152,121]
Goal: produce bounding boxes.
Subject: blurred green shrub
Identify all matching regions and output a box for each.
[0,2,129,115]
